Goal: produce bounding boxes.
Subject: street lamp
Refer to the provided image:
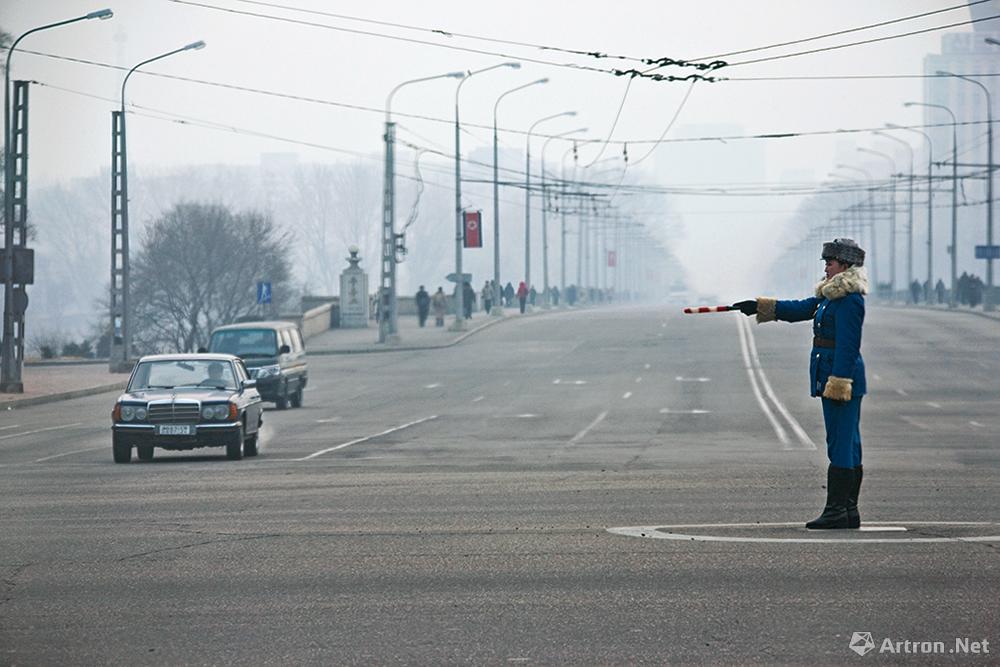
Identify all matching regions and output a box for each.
[937,70,994,310]
[906,101,959,307]
[835,163,878,290]
[874,129,915,298]
[525,110,576,296]
[887,122,935,302]
[540,127,587,307]
[2,8,113,393]
[492,77,547,315]
[453,61,520,330]
[109,40,205,372]
[858,147,898,300]
[381,70,465,343]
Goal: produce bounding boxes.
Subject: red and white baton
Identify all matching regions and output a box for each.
[683,305,734,314]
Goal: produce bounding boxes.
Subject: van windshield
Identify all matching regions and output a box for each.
[209,329,278,358]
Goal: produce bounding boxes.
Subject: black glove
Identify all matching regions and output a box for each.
[732,300,757,316]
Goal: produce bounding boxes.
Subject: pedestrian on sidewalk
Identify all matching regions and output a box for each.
[516,281,529,314]
[431,287,447,327]
[551,285,560,306]
[935,279,945,305]
[481,281,493,314]
[910,280,921,304]
[504,282,515,307]
[732,238,868,530]
[529,285,537,306]
[415,285,430,327]
[462,281,476,319]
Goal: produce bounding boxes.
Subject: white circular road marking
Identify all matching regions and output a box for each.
[607,522,1000,544]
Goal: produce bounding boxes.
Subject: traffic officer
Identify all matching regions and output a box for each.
[732,238,868,529]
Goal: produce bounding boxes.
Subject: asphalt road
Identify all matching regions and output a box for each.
[2,305,998,665]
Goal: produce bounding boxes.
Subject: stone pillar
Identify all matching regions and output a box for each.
[339,246,369,328]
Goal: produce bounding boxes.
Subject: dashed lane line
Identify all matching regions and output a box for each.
[34,446,107,463]
[0,422,84,441]
[622,392,632,400]
[294,415,438,461]
[569,411,608,445]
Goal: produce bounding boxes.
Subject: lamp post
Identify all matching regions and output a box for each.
[938,70,994,310]
[888,122,934,302]
[452,61,520,330]
[835,164,878,290]
[381,70,465,343]
[875,129,915,300]
[2,8,113,392]
[540,127,586,307]
[906,101,959,307]
[108,40,205,372]
[525,111,575,297]
[492,77,547,316]
[858,147,898,300]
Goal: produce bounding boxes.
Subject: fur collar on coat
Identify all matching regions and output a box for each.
[814,266,869,300]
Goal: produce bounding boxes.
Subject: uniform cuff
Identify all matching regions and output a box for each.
[756,297,777,323]
[822,376,853,402]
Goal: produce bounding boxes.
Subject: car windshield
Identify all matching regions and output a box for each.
[209,329,278,357]
[129,359,238,391]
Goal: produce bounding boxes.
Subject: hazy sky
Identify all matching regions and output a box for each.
[4,0,997,296]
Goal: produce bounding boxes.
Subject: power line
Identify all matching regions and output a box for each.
[727,13,1000,67]
[17,48,1000,147]
[227,0,653,66]
[723,72,1000,82]
[693,0,992,61]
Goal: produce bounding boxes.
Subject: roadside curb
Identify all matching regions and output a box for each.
[881,303,1000,323]
[308,306,556,355]
[1,381,127,411]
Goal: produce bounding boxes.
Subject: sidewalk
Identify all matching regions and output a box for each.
[0,305,548,410]
[884,301,1000,322]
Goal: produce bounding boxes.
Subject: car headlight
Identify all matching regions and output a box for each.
[202,404,231,420]
[254,364,280,379]
[134,407,147,420]
[121,405,135,421]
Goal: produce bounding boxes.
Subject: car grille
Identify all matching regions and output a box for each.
[147,402,200,424]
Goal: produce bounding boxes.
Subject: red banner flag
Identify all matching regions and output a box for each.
[463,210,482,248]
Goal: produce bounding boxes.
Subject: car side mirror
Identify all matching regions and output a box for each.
[197,346,208,353]
[242,378,257,390]
[279,344,290,354]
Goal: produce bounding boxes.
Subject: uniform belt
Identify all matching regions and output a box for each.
[813,336,836,349]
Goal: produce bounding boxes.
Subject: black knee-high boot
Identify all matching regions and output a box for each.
[806,465,855,529]
[846,465,863,529]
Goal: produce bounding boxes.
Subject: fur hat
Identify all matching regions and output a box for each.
[822,238,865,267]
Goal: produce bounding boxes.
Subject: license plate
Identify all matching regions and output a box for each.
[156,424,195,436]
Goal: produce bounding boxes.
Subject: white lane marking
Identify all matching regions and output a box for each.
[899,415,930,431]
[424,383,442,389]
[644,364,651,370]
[471,395,485,403]
[34,446,106,463]
[573,380,587,385]
[570,411,608,444]
[873,373,882,381]
[659,408,711,414]
[315,418,339,423]
[608,522,1000,544]
[0,422,84,441]
[970,421,984,428]
[635,377,643,384]
[675,376,710,382]
[735,315,789,446]
[0,424,21,431]
[515,413,539,418]
[739,316,816,450]
[622,392,632,400]
[296,415,438,461]
[553,379,561,384]
[896,388,908,396]
[926,401,942,409]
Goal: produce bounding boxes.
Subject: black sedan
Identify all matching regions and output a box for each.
[111,354,264,463]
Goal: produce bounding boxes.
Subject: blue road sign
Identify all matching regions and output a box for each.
[257,281,272,304]
[975,245,1000,260]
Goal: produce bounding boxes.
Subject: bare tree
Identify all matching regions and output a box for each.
[130,202,293,353]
